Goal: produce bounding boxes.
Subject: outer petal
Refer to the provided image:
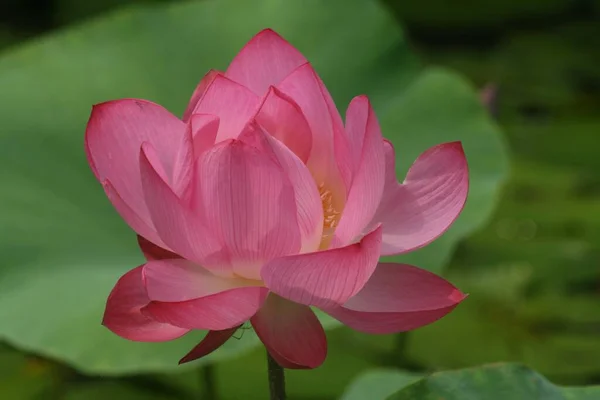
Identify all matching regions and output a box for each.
[323,263,466,334]
[103,180,168,250]
[190,74,260,141]
[251,294,327,369]
[137,235,179,261]
[278,63,352,201]
[171,121,194,199]
[188,114,219,157]
[142,259,260,302]
[239,122,323,253]
[173,114,220,202]
[195,138,302,280]
[261,226,382,308]
[225,29,307,95]
[102,266,189,342]
[369,141,469,256]
[142,286,268,331]
[255,86,312,163]
[85,99,186,225]
[139,143,229,275]
[332,96,386,246]
[179,326,241,364]
[183,70,221,122]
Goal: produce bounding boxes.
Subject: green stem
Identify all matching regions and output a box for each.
[394,331,409,359]
[266,351,286,400]
[200,364,218,400]
[390,332,421,370]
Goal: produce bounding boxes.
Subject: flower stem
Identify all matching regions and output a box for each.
[390,332,421,370]
[266,351,286,400]
[199,364,218,400]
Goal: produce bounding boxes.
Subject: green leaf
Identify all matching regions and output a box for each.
[64,382,175,400]
[561,386,600,400]
[0,346,58,399]
[385,363,600,400]
[0,0,507,374]
[340,369,421,400]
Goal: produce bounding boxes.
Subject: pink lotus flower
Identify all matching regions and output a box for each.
[85,29,469,369]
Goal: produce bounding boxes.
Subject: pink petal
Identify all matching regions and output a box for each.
[189,74,259,141]
[188,114,220,157]
[102,266,189,342]
[142,259,260,302]
[142,286,268,331]
[102,179,168,250]
[171,122,194,199]
[251,294,327,369]
[139,143,230,275]
[255,86,312,163]
[261,225,383,308]
[323,263,466,334]
[194,138,301,280]
[183,70,221,123]
[172,114,220,202]
[278,63,352,200]
[179,326,241,364]
[239,122,323,253]
[85,99,186,226]
[332,96,386,246]
[226,29,307,95]
[368,141,469,256]
[137,235,179,261]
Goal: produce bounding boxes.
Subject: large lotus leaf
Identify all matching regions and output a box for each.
[64,382,175,400]
[0,346,58,399]
[0,0,507,374]
[340,369,421,400]
[343,363,600,400]
[387,363,600,400]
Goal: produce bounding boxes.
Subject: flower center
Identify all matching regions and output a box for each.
[318,182,341,240]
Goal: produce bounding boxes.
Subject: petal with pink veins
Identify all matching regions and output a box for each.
[251,294,327,369]
[102,266,189,342]
[239,122,323,253]
[85,99,187,226]
[102,180,169,250]
[226,29,307,95]
[172,114,220,201]
[255,86,312,163]
[171,123,194,199]
[137,235,179,261]
[195,139,302,280]
[142,286,268,331]
[261,225,382,308]
[187,114,220,157]
[142,259,261,302]
[139,143,230,275]
[183,70,221,122]
[332,96,386,246]
[179,326,241,364]
[368,141,469,256]
[277,63,352,198]
[323,263,466,334]
[190,75,259,141]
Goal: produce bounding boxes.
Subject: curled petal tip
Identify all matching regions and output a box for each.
[258,27,277,35]
[451,290,468,303]
[447,140,465,152]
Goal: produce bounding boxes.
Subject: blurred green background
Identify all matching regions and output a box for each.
[0,0,598,399]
